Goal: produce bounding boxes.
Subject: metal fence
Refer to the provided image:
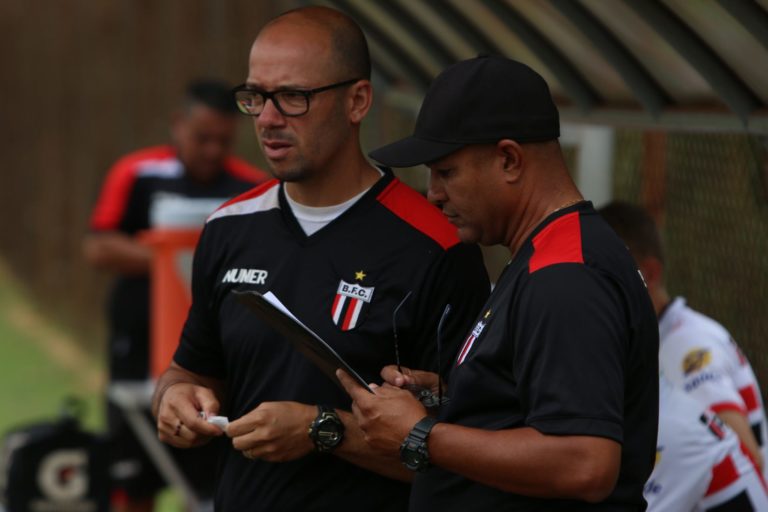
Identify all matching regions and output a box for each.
[613,130,768,383]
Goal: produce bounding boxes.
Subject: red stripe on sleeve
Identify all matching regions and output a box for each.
[705,455,739,496]
[710,402,748,415]
[89,146,174,231]
[739,385,759,412]
[529,211,584,273]
[376,179,460,250]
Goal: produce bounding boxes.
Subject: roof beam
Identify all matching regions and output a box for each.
[366,46,399,87]
[551,0,669,117]
[375,1,457,69]
[478,0,600,112]
[328,0,433,90]
[422,0,504,57]
[626,0,761,120]
[308,0,398,87]
[716,0,768,53]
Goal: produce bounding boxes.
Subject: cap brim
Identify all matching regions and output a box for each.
[368,136,465,168]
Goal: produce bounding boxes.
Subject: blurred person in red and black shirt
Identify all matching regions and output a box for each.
[83,79,267,512]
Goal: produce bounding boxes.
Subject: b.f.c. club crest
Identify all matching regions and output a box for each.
[331,274,375,331]
[456,308,491,365]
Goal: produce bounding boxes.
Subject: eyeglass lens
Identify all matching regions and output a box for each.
[235,90,309,117]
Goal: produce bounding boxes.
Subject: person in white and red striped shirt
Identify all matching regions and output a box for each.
[658,297,768,476]
[600,201,767,477]
[645,377,768,511]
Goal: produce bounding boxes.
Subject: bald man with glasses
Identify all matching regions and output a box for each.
[151,6,489,512]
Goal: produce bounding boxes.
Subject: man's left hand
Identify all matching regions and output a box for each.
[227,401,316,462]
[337,369,426,455]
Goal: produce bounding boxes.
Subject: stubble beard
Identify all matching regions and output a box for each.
[261,142,309,183]
[269,163,308,183]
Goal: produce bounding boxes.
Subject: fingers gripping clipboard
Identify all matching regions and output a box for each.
[232,289,373,393]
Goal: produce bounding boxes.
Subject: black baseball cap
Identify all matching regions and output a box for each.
[369,55,560,167]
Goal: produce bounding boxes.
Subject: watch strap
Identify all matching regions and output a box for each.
[400,415,438,471]
[410,416,438,439]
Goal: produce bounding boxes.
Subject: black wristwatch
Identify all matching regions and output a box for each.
[308,405,345,453]
[399,416,438,472]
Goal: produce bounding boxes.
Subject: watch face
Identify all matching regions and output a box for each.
[312,414,344,451]
[317,419,342,442]
[402,450,421,467]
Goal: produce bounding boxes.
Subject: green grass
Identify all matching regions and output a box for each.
[0,265,183,511]
[0,274,104,434]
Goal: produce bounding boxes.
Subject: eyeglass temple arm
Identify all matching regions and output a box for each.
[392,290,413,373]
[436,303,452,407]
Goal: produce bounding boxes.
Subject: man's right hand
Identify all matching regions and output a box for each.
[156,382,225,448]
[380,365,441,394]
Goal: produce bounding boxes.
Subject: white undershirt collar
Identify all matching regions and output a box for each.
[284,168,383,236]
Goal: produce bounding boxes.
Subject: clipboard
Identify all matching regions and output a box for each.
[232,289,373,393]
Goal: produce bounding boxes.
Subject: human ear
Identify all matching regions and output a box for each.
[497,139,523,183]
[348,80,372,124]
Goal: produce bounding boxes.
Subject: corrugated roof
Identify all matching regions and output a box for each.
[318,0,768,133]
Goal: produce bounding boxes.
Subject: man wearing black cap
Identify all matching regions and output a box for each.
[339,55,659,510]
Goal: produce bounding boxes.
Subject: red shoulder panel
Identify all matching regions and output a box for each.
[89,145,175,230]
[376,179,460,250]
[215,178,280,211]
[224,155,270,184]
[528,211,584,273]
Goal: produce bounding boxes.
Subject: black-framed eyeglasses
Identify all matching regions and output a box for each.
[232,78,361,117]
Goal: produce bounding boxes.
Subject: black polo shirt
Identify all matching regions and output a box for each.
[175,169,490,511]
[88,145,263,380]
[411,202,659,511]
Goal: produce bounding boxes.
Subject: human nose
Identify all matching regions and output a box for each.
[427,170,446,206]
[255,97,286,128]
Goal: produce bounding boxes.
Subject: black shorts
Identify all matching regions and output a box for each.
[107,401,221,501]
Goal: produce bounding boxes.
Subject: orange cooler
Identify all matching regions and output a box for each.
[140,229,201,379]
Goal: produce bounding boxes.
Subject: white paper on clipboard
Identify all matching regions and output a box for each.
[232,289,373,393]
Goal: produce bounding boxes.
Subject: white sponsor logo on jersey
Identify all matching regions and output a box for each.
[222,268,269,285]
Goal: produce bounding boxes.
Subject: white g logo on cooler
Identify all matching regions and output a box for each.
[36,449,88,500]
